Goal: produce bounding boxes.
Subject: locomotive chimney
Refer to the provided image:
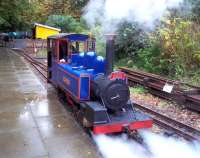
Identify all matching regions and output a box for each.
[105,34,116,76]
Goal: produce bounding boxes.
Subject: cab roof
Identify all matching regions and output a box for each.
[48,33,89,41]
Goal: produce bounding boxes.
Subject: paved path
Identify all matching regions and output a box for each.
[0,48,99,158]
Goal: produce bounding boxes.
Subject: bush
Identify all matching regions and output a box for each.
[46,15,82,33]
[135,39,166,74]
[158,18,200,77]
[135,17,200,79]
[115,22,149,59]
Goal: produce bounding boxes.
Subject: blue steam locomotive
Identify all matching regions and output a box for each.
[47,33,152,134]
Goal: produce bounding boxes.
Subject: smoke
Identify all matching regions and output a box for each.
[94,131,200,158]
[83,0,184,32]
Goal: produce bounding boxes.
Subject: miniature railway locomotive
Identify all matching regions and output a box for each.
[47,33,152,134]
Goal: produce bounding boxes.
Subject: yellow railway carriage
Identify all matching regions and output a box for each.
[33,23,61,39]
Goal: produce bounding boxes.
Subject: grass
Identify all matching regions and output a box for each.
[129,86,147,94]
[114,57,139,71]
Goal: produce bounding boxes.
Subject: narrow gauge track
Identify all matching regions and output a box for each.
[120,67,200,112]
[12,48,48,80]
[133,102,200,141]
[120,67,200,89]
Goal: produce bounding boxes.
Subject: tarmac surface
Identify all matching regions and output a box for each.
[0,48,100,158]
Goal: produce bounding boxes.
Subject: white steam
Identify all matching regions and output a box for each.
[94,134,148,158]
[142,131,200,158]
[83,0,184,32]
[94,131,200,158]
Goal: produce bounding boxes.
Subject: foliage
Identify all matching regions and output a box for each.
[158,18,200,77]
[0,0,35,31]
[0,0,88,32]
[187,0,200,21]
[92,26,106,57]
[115,22,149,59]
[68,0,89,18]
[135,39,165,74]
[79,17,89,30]
[115,58,135,69]
[129,86,147,94]
[134,17,200,79]
[46,15,82,33]
[33,0,89,21]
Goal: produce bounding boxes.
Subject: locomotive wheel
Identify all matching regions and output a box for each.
[57,88,67,103]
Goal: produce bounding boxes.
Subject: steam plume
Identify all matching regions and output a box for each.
[83,0,184,32]
[94,131,200,158]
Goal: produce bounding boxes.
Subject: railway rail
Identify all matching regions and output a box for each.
[12,48,48,80]
[133,102,200,141]
[120,67,200,112]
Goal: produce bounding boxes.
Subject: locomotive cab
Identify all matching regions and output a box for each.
[57,35,96,63]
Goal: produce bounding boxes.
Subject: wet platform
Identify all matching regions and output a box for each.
[0,48,100,158]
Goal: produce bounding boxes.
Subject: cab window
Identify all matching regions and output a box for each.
[88,39,95,51]
[70,41,85,53]
[59,40,68,60]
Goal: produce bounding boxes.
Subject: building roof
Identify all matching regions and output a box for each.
[34,23,61,31]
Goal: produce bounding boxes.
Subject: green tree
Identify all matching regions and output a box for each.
[33,0,88,21]
[189,0,200,21]
[115,22,149,59]
[0,0,35,31]
[46,15,82,32]
[0,0,89,32]
[68,0,89,18]
[135,17,200,78]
